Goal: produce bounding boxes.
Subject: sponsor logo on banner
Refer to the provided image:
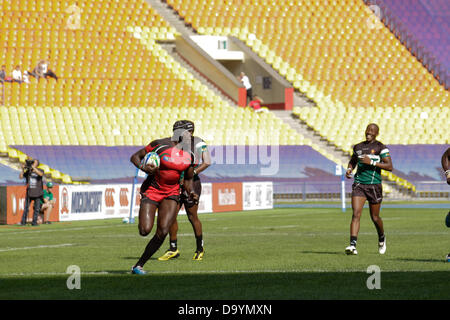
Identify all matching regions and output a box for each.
[5,186,26,224]
[198,183,212,213]
[105,188,115,207]
[219,188,236,206]
[61,187,69,214]
[119,188,129,206]
[72,191,102,213]
[11,194,17,216]
[212,183,243,212]
[243,182,273,210]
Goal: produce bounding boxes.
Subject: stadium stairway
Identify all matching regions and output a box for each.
[145,0,196,37]
[161,43,238,107]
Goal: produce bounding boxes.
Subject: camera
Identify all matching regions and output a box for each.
[24,159,34,171]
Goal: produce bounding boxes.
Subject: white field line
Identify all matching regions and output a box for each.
[0,269,440,277]
[0,243,74,252]
[0,224,124,236]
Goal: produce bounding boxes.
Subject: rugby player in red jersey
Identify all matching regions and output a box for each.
[158,120,211,261]
[129,121,199,274]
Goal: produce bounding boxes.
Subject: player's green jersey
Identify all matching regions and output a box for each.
[180,136,208,182]
[351,140,390,185]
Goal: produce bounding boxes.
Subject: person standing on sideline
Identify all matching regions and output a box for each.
[345,123,393,255]
[239,72,252,104]
[158,120,211,261]
[19,159,44,226]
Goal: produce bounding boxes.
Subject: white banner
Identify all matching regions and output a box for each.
[243,182,273,211]
[59,184,140,221]
[58,182,269,221]
[59,183,214,221]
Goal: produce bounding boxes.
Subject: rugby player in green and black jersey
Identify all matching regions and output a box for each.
[345,123,393,255]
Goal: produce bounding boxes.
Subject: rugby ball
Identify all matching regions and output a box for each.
[142,152,160,168]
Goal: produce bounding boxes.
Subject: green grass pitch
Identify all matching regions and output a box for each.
[0,207,448,300]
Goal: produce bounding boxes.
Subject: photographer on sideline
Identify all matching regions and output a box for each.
[19,158,44,226]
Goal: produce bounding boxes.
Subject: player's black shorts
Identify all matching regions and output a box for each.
[140,193,180,207]
[352,183,383,204]
[180,179,202,208]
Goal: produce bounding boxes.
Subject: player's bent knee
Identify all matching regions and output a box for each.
[138,225,152,237]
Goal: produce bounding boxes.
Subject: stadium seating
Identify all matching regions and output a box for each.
[0,162,23,185]
[167,0,448,110]
[166,0,449,191]
[0,0,319,185]
[0,0,447,193]
[387,145,449,182]
[364,0,450,89]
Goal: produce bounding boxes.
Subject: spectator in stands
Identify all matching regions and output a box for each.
[19,158,44,226]
[239,72,252,104]
[249,96,264,113]
[23,71,30,84]
[40,182,56,224]
[0,65,6,83]
[29,60,58,81]
[12,65,23,83]
[0,65,12,83]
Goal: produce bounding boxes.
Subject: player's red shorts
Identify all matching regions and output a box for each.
[141,184,181,206]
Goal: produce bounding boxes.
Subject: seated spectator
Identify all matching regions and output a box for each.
[29,60,58,81]
[0,65,12,83]
[0,65,5,83]
[23,71,30,84]
[12,65,23,83]
[249,96,264,113]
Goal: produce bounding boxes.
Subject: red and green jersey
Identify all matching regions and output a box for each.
[142,138,194,195]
